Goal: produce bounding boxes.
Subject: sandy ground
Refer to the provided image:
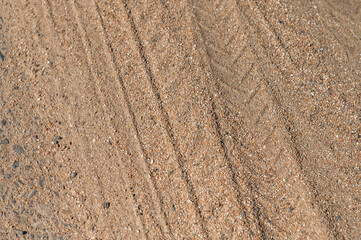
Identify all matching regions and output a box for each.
[0,0,360,239]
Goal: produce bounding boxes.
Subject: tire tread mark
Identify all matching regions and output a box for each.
[91,2,174,238]
[238,0,297,66]
[192,0,334,239]
[244,82,261,105]
[225,24,244,47]
[231,45,248,64]
[44,0,58,34]
[193,2,254,102]
[216,76,243,95]
[191,1,267,238]
[66,0,150,238]
[236,1,342,238]
[63,0,133,238]
[209,100,267,239]
[210,58,239,76]
[238,62,254,85]
[317,0,360,43]
[255,104,268,124]
[260,75,340,239]
[121,1,211,239]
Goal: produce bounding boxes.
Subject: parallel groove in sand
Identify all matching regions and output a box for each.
[95,1,204,238]
[121,1,210,238]
[236,0,349,238]
[66,0,148,238]
[192,0,332,238]
[2,0,358,239]
[125,0,260,238]
[87,0,205,238]
[191,2,267,238]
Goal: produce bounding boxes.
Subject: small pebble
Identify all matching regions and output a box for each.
[4,174,11,179]
[25,165,32,170]
[12,161,19,169]
[0,51,4,61]
[104,202,110,209]
[38,176,44,188]
[13,144,25,154]
[54,136,62,140]
[28,190,37,198]
[0,119,6,126]
[71,171,77,178]
[0,138,9,145]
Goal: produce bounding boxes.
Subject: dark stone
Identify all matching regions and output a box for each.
[28,190,37,198]
[12,161,19,169]
[104,202,110,209]
[0,51,4,61]
[0,138,9,145]
[25,165,32,170]
[54,136,62,140]
[38,176,44,188]
[13,144,25,154]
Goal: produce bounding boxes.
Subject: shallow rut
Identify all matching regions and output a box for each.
[0,0,360,239]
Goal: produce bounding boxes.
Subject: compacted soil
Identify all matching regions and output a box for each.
[0,0,360,239]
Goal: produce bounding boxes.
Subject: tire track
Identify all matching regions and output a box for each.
[191,2,268,238]
[121,1,210,238]
[3,0,358,239]
[237,0,359,238]
[70,0,213,238]
[89,3,172,238]
[122,0,260,238]
[191,0,333,238]
[35,0,143,238]
[68,0,176,238]
[63,0,148,238]
[209,100,267,240]
[236,0,297,66]
[86,1,210,238]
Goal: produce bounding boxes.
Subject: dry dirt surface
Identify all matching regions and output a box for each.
[0,0,360,239]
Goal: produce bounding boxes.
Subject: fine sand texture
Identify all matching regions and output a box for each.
[0,0,360,239]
